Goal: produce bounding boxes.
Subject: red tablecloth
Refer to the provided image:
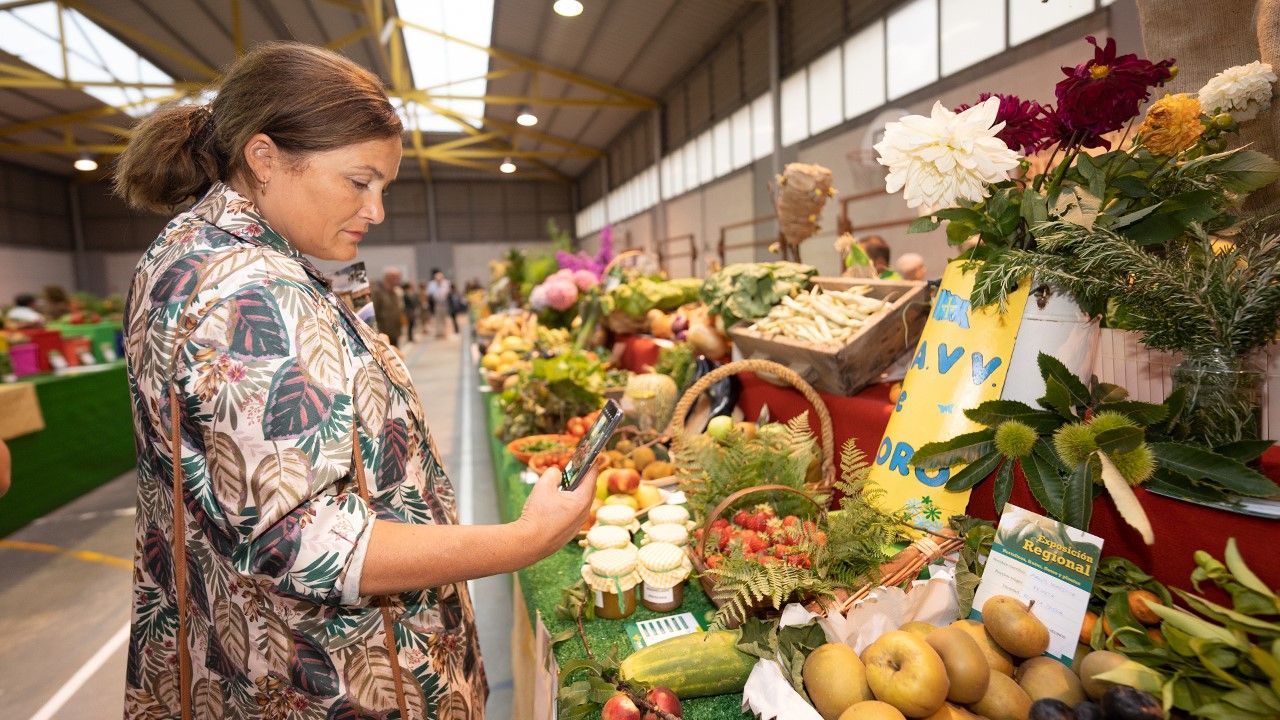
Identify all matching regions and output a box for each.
[733,371,1280,592]
[615,335,663,373]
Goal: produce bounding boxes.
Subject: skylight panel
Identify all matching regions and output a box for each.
[0,1,177,117]
[398,0,494,133]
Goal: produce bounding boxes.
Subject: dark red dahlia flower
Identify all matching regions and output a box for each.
[956,93,1053,155]
[1053,36,1174,147]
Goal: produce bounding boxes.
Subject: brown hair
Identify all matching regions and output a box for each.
[857,234,891,265]
[114,42,402,212]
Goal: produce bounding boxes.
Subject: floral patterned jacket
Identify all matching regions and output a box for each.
[123,182,486,719]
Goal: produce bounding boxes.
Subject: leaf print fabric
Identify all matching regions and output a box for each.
[124,182,486,719]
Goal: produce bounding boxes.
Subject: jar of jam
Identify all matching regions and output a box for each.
[581,548,640,620]
[637,542,692,612]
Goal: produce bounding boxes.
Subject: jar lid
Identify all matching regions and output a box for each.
[637,542,692,588]
[641,523,689,547]
[584,525,631,550]
[595,504,638,530]
[581,547,641,593]
[646,504,690,526]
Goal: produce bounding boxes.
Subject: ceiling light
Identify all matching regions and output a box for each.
[553,0,583,18]
[499,157,517,174]
[516,106,538,126]
[73,154,98,172]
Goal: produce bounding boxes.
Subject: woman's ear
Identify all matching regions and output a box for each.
[241,133,278,187]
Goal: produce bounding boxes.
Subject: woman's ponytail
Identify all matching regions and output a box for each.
[112,103,222,213]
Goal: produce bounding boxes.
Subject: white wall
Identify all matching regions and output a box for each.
[452,240,554,287]
[0,246,74,300]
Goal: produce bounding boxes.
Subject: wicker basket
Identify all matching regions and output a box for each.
[666,358,836,490]
[688,482,963,624]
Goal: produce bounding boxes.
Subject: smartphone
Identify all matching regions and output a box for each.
[559,399,624,491]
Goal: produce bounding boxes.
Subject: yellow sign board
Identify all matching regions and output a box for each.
[869,261,1031,533]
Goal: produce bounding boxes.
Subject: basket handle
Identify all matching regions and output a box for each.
[695,484,822,559]
[667,358,836,487]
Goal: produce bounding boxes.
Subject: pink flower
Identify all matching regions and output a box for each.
[225,362,246,383]
[242,223,264,237]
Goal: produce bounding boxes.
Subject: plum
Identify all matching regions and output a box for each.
[1029,698,1074,720]
[1100,686,1162,719]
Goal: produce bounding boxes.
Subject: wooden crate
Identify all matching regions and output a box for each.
[728,277,930,396]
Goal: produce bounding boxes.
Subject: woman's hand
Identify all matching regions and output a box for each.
[516,465,598,557]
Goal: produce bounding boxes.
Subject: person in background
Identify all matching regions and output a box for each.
[0,437,10,499]
[427,269,452,338]
[5,294,46,329]
[895,252,927,281]
[42,285,70,320]
[464,278,482,293]
[447,280,466,334]
[371,265,404,346]
[857,235,902,280]
[401,280,419,341]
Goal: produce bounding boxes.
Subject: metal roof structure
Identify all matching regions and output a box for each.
[0,0,754,182]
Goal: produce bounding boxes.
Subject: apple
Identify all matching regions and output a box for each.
[861,630,949,718]
[596,471,611,500]
[643,687,683,719]
[607,467,642,494]
[604,494,640,510]
[582,498,604,531]
[706,415,734,440]
[602,693,641,720]
[735,421,758,440]
[633,484,664,509]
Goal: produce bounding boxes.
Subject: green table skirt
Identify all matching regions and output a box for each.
[1,362,136,536]
[47,321,123,363]
[481,380,751,719]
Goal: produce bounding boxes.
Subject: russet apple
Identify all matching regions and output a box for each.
[982,595,1050,659]
[924,625,990,704]
[608,467,642,494]
[838,700,907,720]
[861,630,949,718]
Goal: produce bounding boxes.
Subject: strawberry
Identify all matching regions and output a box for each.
[711,518,730,531]
[732,510,751,528]
[782,515,799,527]
[717,533,732,552]
[706,554,723,569]
[814,531,827,546]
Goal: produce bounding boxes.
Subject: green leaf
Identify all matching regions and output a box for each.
[1123,189,1220,245]
[1151,443,1280,497]
[1112,174,1155,198]
[735,618,779,661]
[964,400,1064,432]
[1021,186,1049,225]
[1037,352,1090,406]
[1174,589,1280,637]
[907,216,940,234]
[1204,149,1280,192]
[1100,400,1171,425]
[1107,202,1163,230]
[1022,440,1066,518]
[993,459,1015,515]
[1092,382,1130,404]
[1214,440,1275,464]
[1040,376,1081,418]
[1092,661,1166,694]
[934,207,984,224]
[1062,459,1095,531]
[912,429,998,469]
[1095,426,1145,454]
[947,219,977,246]
[944,451,1003,492]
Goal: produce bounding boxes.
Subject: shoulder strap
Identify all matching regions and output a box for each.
[158,246,409,719]
[350,426,412,719]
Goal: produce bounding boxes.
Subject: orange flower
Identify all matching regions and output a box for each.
[1138,94,1205,155]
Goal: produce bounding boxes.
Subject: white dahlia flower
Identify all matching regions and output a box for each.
[1198,61,1277,122]
[874,97,1020,213]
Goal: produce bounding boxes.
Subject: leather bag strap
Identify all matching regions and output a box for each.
[168,383,193,720]
[350,425,412,719]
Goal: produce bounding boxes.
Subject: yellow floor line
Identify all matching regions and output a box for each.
[0,539,132,570]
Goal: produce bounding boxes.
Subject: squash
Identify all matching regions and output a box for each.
[618,630,756,698]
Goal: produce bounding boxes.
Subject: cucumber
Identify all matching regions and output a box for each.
[618,630,757,698]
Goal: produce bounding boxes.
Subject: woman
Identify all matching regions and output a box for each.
[114,42,595,719]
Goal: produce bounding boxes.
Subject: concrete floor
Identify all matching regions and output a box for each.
[0,319,516,719]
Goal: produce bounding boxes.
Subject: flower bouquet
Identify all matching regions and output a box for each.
[875,37,1280,525]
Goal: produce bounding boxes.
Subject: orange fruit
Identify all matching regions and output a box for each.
[1129,590,1163,625]
[1080,611,1098,645]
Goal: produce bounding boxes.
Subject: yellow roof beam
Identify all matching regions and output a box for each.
[423,93,644,108]
[0,77,205,91]
[410,97,601,156]
[434,148,597,160]
[0,142,128,153]
[0,91,188,138]
[62,0,218,79]
[396,17,656,109]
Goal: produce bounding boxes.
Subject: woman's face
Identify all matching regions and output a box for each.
[245,135,402,262]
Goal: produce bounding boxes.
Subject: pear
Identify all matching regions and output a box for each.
[804,643,874,720]
[900,621,938,639]
[921,702,982,720]
[1016,656,1085,706]
[1076,650,1128,700]
[948,619,1015,676]
[862,631,950,718]
[982,596,1050,658]
[968,671,1033,720]
[925,625,991,704]
[839,701,907,720]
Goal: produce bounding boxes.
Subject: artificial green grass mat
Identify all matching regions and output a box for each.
[482,379,751,719]
[1,363,136,536]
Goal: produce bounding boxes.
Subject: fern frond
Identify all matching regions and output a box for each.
[838,439,871,492]
[705,556,835,628]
